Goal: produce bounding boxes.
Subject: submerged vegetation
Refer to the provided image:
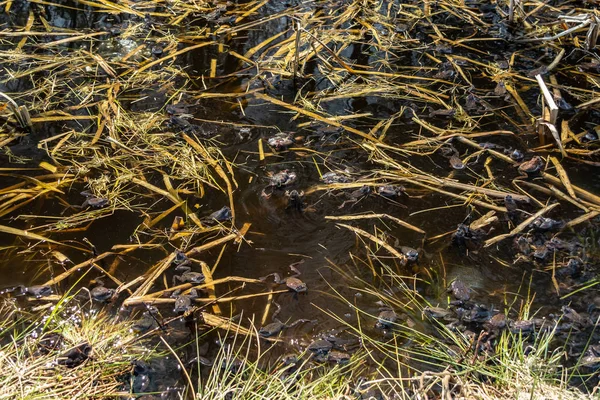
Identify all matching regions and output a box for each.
[0,0,600,398]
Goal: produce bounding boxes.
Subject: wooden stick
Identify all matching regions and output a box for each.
[43,252,112,286]
[337,223,407,265]
[536,74,558,126]
[542,173,600,207]
[547,48,565,72]
[115,276,145,296]
[547,185,589,212]
[585,17,599,50]
[426,178,528,202]
[125,232,242,303]
[187,232,239,257]
[326,214,424,234]
[255,93,379,142]
[201,261,221,316]
[539,121,566,156]
[566,211,600,228]
[409,181,507,212]
[549,156,576,198]
[293,21,301,83]
[129,253,177,299]
[485,203,559,247]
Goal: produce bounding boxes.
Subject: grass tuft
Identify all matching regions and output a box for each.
[0,299,149,399]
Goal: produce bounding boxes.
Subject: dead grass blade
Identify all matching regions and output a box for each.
[326,214,425,234]
[484,203,560,247]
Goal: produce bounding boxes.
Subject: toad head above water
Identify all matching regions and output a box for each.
[20,285,52,298]
[321,170,353,184]
[338,185,372,209]
[201,206,232,225]
[285,190,305,210]
[171,288,199,313]
[448,279,471,302]
[90,278,115,302]
[258,302,313,337]
[267,132,295,150]
[79,191,109,209]
[518,156,544,177]
[261,170,298,199]
[375,308,398,329]
[377,185,405,199]
[260,260,307,293]
[268,170,297,188]
[172,263,205,286]
[399,246,419,264]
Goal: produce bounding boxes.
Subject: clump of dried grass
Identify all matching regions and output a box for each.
[0,299,149,399]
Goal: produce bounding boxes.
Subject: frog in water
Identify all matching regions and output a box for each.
[132,306,161,333]
[261,170,298,199]
[90,278,115,302]
[451,223,486,251]
[449,155,465,170]
[172,263,205,286]
[258,302,313,337]
[561,305,591,328]
[375,308,398,329]
[173,250,192,267]
[485,313,507,332]
[529,216,563,232]
[57,342,92,368]
[201,206,232,225]
[423,306,456,322]
[504,195,518,213]
[260,261,307,293]
[517,156,544,178]
[171,288,199,313]
[506,148,524,162]
[440,145,466,170]
[327,350,351,365]
[457,303,492,324]
[482,312,507,342]
[448,279,471,303]
[307,338,345,363]
[399,246,419,265]
[377,185,405,199]
[268,170,297,188]
[321,328,359,352]
[321,170,353,184]
[78,191,109,209]
[285,190,305,211]
[338,185,372,209]
[306,338,333,355]
[165,102,192,116]
[169,115,202,135]
[267,132,295,150]
[20,285,52,298]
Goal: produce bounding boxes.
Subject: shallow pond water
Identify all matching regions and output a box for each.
[0,0,599,396]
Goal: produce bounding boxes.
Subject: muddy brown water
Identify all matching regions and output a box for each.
[1,0,600,395]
